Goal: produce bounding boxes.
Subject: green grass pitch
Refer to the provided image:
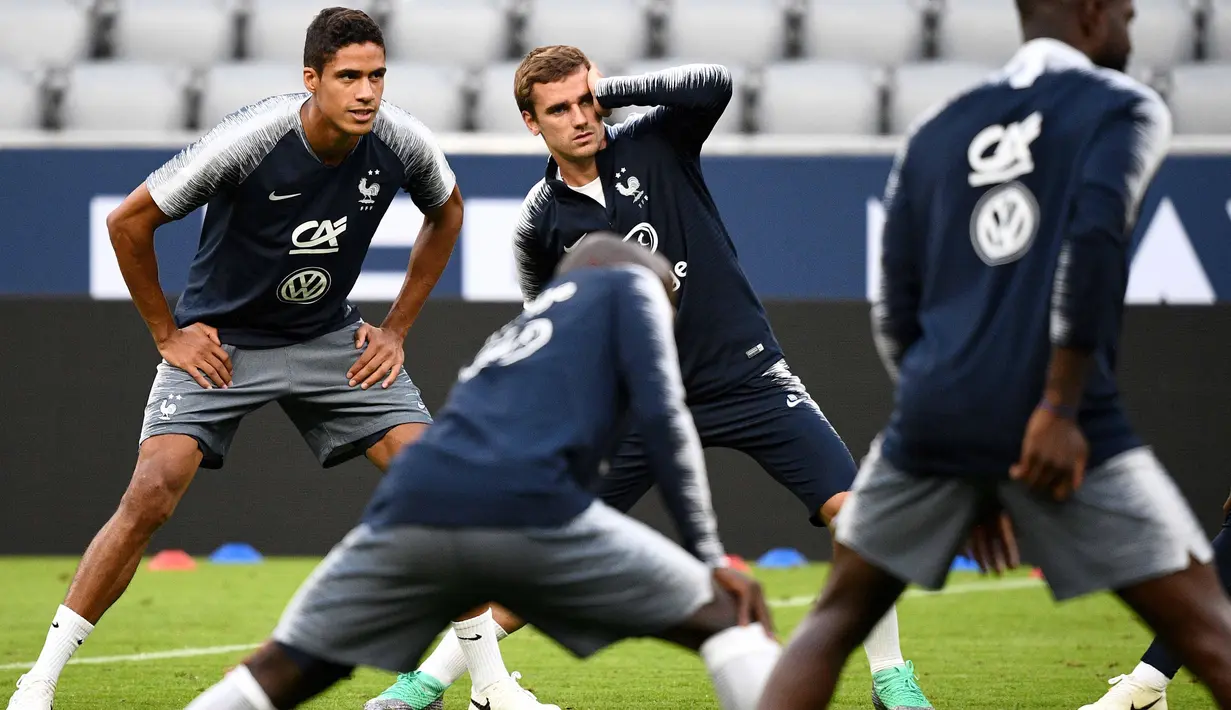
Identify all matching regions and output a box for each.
[0,557,1215,709]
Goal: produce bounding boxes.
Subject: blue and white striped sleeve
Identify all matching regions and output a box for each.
[1051,91,1171,350]
[595,64,733,155]
[372,102,457,212]
[512,179,557,304]
[871,133,922,382]
[613,267,725,568]
[145,94,301,221]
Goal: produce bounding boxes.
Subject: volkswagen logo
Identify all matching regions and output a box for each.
[277,267,331,304]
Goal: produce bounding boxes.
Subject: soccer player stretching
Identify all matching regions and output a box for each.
[370,46,934,710]
[756,1,1231,708]
[179,234,783,710]
[7,9,464,710]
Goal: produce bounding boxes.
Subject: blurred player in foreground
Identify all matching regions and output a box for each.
[371,44,935,710]
[1079,489,1231,710]
[179,234,782,710]
[756,1,1231,708]
[7,8,464,710]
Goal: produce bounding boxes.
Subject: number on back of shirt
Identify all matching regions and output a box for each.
[457,281,577,383]
[967,111,1043,266]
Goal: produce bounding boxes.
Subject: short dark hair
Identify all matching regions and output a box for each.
[303,7,384,72]
[557,232,675,292]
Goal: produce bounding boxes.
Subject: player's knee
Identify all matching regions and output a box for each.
[119,437,199,531]
[819,491,849,526]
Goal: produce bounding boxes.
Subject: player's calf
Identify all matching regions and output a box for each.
[185,641,353,710]
[757,543,909,710]
[1117,560,1231,708]
[655,572,782,710]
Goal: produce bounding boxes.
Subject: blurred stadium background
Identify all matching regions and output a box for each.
[2,2,1231,708]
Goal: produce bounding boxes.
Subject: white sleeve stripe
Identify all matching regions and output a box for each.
[1123,95,1171,229]
[146,94,303,219]
[595,64,732,101]
[625,266,724,565]
[513,179,553,300]
[372,102,456,209]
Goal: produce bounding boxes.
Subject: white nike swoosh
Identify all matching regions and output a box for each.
[563,233,590,253]
[269,192,302,201]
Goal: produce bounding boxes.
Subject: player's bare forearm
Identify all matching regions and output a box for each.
[1041,346,1093,410]
[108,184,177,345]
[381,187,464,338]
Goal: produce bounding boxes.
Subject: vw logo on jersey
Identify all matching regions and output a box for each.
[623,222,659,254]
[277,267,331,304]
[969,181,1039,266]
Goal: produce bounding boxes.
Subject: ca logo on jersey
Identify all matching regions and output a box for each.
[290,217,347,255]
[967,112,1042,266]
[278,267,331,304]
[622,222,687,292]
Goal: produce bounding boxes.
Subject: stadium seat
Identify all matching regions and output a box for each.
[383,0,511,70]
[662,0,790,68]
[0,66,45,130]
[1166,63,1231,134]
[244,0,380,63]
[60,62,191,131]
[380,62,469,133]
[0,0,93,67]
[109,0,236,65]
[200,62,307,128]
[605,59,748,135]
[888,60,997,134]
[522,0,650,69]
[474,61,537,133]
[1129,0,1197,69]
[1208,0,1231,61]
[934,0,1023,65]
[756,60,882,135]
[802,0,928,67]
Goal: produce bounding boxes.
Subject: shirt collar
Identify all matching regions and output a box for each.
[1007,37,1095,72]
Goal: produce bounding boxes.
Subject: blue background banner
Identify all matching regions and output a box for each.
[1,148,1226,302]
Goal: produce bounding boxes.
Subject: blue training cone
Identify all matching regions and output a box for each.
[210,542,264,564]
[757,547,808,568]
[950,554,981,572]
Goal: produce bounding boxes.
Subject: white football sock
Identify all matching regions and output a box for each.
[455,608,510,691]
[419,619,509,686]
[700,623,782,710]
[1133,661,1172,691]
[27,605,95,685]
[184,665,276,710]
[863,605,906,674]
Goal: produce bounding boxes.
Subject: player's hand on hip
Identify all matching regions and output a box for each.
[349,323,404,390]
[1010,406,1089,502]
[587,64,611,117]
[157,323,232,389]
[713,567,775,640]
[965,510,1020,576]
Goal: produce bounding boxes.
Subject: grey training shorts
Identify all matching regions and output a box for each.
[271,501,715,672]
[138,320,432,468]
[834,441,1213,601]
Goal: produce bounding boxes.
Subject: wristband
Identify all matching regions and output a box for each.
[1038,399,1077,419]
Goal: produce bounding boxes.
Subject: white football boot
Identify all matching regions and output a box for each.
[6,675,55,710]
[1079,674,1167,710]
[469,671,561,710]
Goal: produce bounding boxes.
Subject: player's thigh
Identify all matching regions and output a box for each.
[833,439,987,590]
[277,322,432,469]
[494,502,714,659]
[138,345,281,469]
[699,363,858,525]
[590,432,656,513]
[999,446,1214,601]
[272,523,474,674]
